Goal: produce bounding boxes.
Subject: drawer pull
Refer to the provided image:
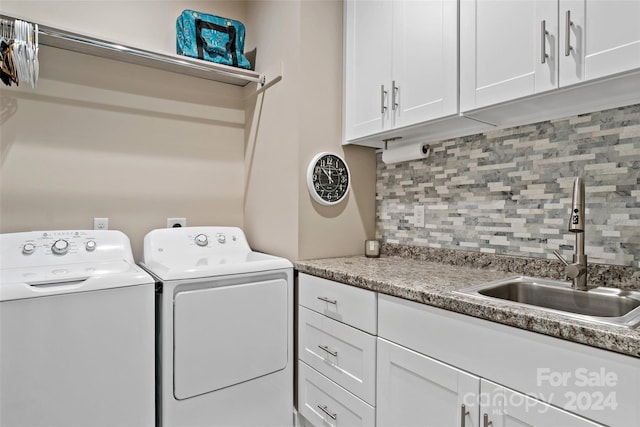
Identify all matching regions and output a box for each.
[317,404,337,420]
[318,344,338,357]
[317,296,337,305]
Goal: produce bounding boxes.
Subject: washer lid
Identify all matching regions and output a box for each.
[0,230,153,301]
[0,260,153,301]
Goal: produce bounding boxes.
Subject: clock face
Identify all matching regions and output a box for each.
[307,152,350,206]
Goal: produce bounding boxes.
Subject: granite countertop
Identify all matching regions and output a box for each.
[295,247,640,358]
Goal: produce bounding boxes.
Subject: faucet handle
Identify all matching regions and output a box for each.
[553,250,569,266]
[553,250,586,279]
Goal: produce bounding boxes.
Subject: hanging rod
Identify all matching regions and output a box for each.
[0,13,265,87]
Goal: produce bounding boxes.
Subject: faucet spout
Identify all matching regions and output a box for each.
[569,176,585,233]
[553,177,588,290]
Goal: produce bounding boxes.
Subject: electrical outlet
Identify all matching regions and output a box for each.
[94,218,109,230]
[414,205,425,228]
[167,218,186,228]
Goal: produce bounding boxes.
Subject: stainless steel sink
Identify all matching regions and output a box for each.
[457,276,640,327]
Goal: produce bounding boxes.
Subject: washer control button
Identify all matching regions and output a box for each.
[195,234,208,247]
[85,240,97,252]
[217,234,226,244]
[22,243,36,255]
[52,239,69,255]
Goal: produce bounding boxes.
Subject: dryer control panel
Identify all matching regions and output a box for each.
[140,226,292,281]
[143,226,251,262]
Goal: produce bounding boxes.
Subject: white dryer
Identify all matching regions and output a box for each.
[0,230,155,427]
[141,226,293,427]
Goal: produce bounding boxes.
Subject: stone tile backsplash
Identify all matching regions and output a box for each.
[376,104,640,268]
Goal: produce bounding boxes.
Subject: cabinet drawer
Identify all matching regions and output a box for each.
[298,361,375,427]
[298,273,377,334]
[298,306,376,405]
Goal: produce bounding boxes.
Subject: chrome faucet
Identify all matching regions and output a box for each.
[553,177,589,290]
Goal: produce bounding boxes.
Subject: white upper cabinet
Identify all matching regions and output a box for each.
[560,0,640,86]
[461,0,640,112]
[344,0,458,142]
[344,0,393,140]
[460,0,557,111]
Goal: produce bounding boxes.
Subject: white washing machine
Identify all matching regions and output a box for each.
[141,226,293,427]
[0,230,155,427]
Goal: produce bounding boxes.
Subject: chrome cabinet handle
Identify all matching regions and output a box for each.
[317,404,337,420]
[392,80,399,111]
[318,344,338,357]
[483,413,491,427]
[461,404,470,427]
[317,296,337,305]
[565,10,573,56]
[541,20,548,64]
[381,84,388,114]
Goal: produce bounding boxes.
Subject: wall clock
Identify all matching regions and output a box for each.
[306,152,351,206]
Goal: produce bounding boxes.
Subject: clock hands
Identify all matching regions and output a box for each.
[321,167,334,184]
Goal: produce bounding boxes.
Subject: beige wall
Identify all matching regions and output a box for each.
[244,0,376,261]
[243,0,302,261]
[1,1,249,260]
[1,0,376,262]
[297,0,376,260]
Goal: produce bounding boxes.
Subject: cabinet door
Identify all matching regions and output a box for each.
[481,380,602,427]
[344,0,393,140]
[392,0,458,128]
[560,0,640,87]
[460,0,557,111]
[377,338,480,427]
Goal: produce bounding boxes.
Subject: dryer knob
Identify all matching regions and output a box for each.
[217,234,226,244]
[52,239,69,255]
[195,234,208,247]
[85,240,97,252]
[22,243,36,255]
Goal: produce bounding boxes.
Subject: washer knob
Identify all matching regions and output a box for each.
[195,234,208,247]
[22,243,36,255]
[85,240,97,252]
[52,239,69,255]
[217,234,226,244]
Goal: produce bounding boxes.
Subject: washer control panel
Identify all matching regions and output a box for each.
[16,231,99,257]
[1,230,134,269]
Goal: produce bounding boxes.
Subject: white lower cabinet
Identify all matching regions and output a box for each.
[298,362,375,427]
[377,338,480,427]
[298,306,376,405]
[297,273,377,427]
[297,278,637,427]
[377,338,601,427]
[480,379,601,427]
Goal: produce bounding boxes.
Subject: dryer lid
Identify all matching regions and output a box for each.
[140,226,292,281]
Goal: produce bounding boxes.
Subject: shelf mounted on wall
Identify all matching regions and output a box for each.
[0,13,278,89]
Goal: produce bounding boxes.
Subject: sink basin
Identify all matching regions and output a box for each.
[457,276,640,327]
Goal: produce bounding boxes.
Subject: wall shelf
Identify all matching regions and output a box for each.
[1,14,264,87]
